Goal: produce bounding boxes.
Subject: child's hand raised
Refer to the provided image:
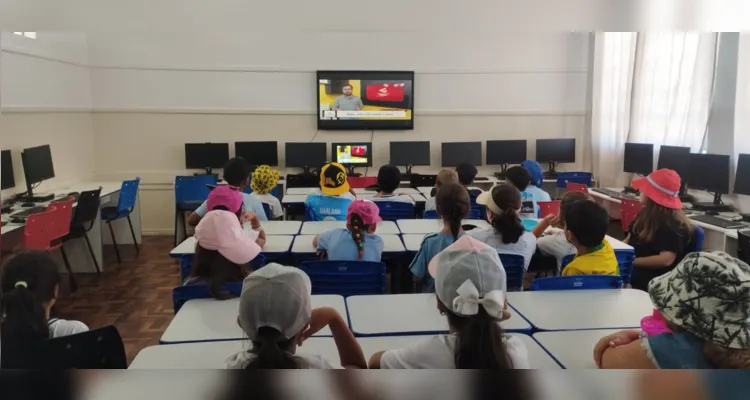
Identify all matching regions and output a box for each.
[298,307,337,345]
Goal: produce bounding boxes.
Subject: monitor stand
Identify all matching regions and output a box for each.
[543,162,558,179]
[692,192,732,212]
[21,184,54,203]
[193,167,218,177]
[346,166,362,177]
[678,184,695,204]
[295,167,317,177]
[493,164,509,180]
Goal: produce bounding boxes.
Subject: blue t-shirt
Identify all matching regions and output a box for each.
[525,185,552,202]
[195,192,268,221]
[305,195,353,221]
[644,332,713,369]
[316,228,384,262]
[409,232,464,293]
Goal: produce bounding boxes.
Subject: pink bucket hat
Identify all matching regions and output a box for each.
[631,168,682,209]
[207,185,243,213]
[195,210,261,264]
[347,200,382,225]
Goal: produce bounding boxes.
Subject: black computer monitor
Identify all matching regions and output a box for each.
[389,141,430,173]
[1,150,15,190]
[657,145,690,180]
[234,141,278,167]
[185,143,230,173]
[735,153,750,196]
[441,142,482,167]
[688,153,730,208]
[285,143,327,174]
[331,143,373,173]
[536,139,575,175]
[486,140,527,169]
[21,145,55,197]
[623,143,654,175]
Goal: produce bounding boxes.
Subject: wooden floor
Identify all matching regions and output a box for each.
[55,235,179,364]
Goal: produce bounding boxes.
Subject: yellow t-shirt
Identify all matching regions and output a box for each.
[561,240,619,276]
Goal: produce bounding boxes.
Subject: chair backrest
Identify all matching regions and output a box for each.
[620,198,642,232]
[561,250,635,284]
[348,176,378,189]
[531,275,623,291]
[71,188,102,228]
[469,206,485,220]
[498,254,525,291]
[299,260,386,296]
[565,182,589,194]
[172,282,243,313]
[178,254,265,282]
[174,175,217,204]
[116,177,141,213]
[424,210,438,219]
[538,200,561,218]
[47,199,75,239]
[375,201,415,221]
[262,202,273,220]
[738,229,750,264]
[690,225,704,253]
[24,200,75,251]
[556,172,593,188]
[0,325,127,369]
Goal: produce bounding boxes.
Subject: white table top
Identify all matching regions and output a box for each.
[285,188,424,196]
[346,293,531,335]
[258,220,302,235]
[357,192,426,203]
[416,186,484,197]
[604,235,633,251]
[292,234,405,254]
[534,329,622,369]
[396,219,492,234]
[300,220,400,235]
[402,234,427,252]
[170,231,297,257]
[160,295,347,343]
[507,289,653,331]
[281,194,308,205]
[588,187,624,204]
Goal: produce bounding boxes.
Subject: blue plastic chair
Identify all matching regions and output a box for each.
[424,210,438,219]
[468,207,484,220]
[172,282,242,314]
[531,275,623,291]
[376,201,415,221]
[101,177,141,263]
[690,225,704,252]
[174,175,218,245]
[299,260,386,296]
[561,250,635,284]
[499,254,525,291]
[262,202,273,220]
[556,172,593,189]
[178,253,265,282]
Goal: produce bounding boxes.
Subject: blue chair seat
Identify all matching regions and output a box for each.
[299,260,386,296]
[178,254,266,282]
[102,178,141,263]
[375,201,415,221]
[101,206,129,221]
[499,254,525,291]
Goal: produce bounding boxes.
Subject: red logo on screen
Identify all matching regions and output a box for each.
[351,146,366,156]
[366,83,405,102]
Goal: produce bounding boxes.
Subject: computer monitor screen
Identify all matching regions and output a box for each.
[441,142,482,167]
[688,153,730,194]
[623,143,654,175]
[185,143,230,170]
[234,141,278,166]
[22,145,55,186]
[332,143,372,167]
[734,153,750,196]
[1,150,15,190]
[657,145,691,181]
[285,143,327,168]
[536,139,576,163]
[486,140,527,165]
[389,141,430,166]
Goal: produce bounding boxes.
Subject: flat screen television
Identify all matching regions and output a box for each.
[317,70,414,130]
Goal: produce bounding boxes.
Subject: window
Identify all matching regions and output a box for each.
[12,32,36,39]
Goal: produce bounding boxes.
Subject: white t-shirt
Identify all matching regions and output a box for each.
[379,334,529,369]
[250,192,284,219]
[466,228,538,270]
[48,318,89,338]
[306,189,356,201]
[537,228,576,267]
[371,194,416,205]
[424,197,436,213]
[225,350,337,369]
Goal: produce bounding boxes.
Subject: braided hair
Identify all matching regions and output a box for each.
[436,183,471,241]
[349,213,370,260]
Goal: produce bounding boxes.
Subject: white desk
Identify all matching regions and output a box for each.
[416,186,484,197]
[170,235,294,257]
[300,220,400,235]
[281,194,308,206]
[131,333,559,369]
[402,234,428,252]
[396,219,491,234]
[534,329,622,369]
[507,289,653,331]
[292,234,405,254]
[161,295,347,344]
[346,293,531,336]
[357,193,426,204]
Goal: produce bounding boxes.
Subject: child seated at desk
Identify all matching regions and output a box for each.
[521,160,552,202]
[313,200,384,262]
[372,164,414,204]
[249,165,283,219]
[594,251,750,369]
[504,166,540,219]
[424,169,459,214]
[456,163,482,202]
[560,200,618,276]
[305,162,356,221]
[410,183,470,292]
[533,191,593,268]
[226,263,366,369]
[0,251,89,340]
[369,236,529,369]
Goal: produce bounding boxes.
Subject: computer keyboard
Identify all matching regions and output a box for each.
[12,206,46,218]
[690,214,749,230]
[474,177,489,181]
[592,188,625,199]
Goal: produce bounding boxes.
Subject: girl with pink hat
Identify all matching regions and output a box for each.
[626,169,696,291]
[312,200,384,262]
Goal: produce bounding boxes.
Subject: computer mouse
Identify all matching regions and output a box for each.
[10,217,26,224]
[706,210,720,216]
[21,202,35,207]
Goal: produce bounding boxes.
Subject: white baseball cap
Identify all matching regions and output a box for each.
[428,236,507,318]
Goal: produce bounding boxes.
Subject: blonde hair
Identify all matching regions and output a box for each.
[436,169,459,188]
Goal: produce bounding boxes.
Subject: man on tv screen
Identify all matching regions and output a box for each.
[333,84,363,111]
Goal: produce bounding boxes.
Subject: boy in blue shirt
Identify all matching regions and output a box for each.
[313,200,384,262]
[504,166,540,219]
[521,160,552,202]
[305,162,354,221]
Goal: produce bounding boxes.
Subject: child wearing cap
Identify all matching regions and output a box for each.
[594,251,750,369]
[372,164,415,204]
[626,169,694,291]
[521,160,552,202]
[424,169,459,214]
[370,236,529,369]
[313,200,384,262]
[188,157,268,227]
[225,263,366,369]
[533,191,595,268]
[250,165,283,219]
[196,185,266,248]
[305,162,356,221]
[504,166,540,219]
[469,184,537,270]
[560,200,619,276]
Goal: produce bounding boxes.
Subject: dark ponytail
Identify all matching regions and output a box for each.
[446,307,514,369]
[0,251,62,342]
[245,327,305,369]
[191,245,248,299]
[436,183,470,242]
[349,213,369,260]
[488,184,525,244]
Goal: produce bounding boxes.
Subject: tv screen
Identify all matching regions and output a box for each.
[317,71,414,130]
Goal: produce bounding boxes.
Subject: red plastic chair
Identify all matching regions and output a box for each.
[538,201,561,218]
[348,176,377,189]
[566,182,589,194]
[24,198,77,291]
[620,198,642,233]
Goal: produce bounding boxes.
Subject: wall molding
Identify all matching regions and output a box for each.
[0,47,88,68]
